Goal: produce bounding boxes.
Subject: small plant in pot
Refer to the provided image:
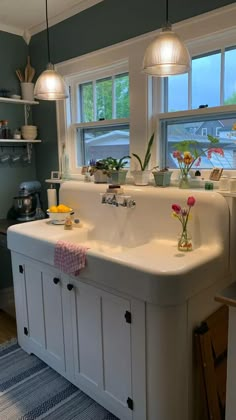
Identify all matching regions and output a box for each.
[131,132,155,185]
[106,156,131,185]
[89,158,110,183]
[152,167,173,187]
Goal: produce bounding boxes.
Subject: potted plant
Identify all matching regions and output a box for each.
[131,132,155,185]
[106,156,130,184]
[89,158,110,183]
[152,167,173,187]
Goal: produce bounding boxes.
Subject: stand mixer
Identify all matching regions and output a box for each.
[13,181,45,221]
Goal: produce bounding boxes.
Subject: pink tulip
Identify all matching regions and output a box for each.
[187,196,195,207]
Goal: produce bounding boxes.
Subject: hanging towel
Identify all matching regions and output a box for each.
[54,240,88,276]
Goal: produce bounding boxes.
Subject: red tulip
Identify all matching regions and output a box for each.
[172,204,181,213]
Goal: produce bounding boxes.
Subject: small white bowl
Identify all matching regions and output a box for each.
[11,94,21,100]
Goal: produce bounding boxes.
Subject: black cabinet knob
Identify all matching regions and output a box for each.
[53,277,60,284]
[67,283,74,291]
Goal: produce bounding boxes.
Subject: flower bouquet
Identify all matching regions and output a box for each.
[172,135,224,188]
[172,196,196,251]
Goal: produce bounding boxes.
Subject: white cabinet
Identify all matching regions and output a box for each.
[11,253,66,374]
[11,252,145,420]
[68,279,132,419]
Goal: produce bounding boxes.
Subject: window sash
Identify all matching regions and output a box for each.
[158,105,236,170]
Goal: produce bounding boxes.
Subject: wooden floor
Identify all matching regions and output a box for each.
[0,310,17,344]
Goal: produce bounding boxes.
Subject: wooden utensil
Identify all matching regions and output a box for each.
[15,69,24,82]
[25,56,35,83]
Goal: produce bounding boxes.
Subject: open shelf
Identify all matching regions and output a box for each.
[0,139,41,143]
[0,97,39,105]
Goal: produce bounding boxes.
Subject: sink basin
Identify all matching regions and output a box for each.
[7,213,229,306]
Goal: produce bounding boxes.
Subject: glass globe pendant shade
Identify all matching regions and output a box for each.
[34,63,68,100]
[143,25,191,77]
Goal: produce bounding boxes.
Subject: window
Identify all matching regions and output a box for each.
[80,73,129,122]
[166,46,236,112]
[66,65,130,170]
[159,107,236,170]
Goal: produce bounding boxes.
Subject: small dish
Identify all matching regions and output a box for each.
[10,94,21,100]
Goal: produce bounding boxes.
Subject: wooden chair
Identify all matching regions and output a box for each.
[194,305,228,420]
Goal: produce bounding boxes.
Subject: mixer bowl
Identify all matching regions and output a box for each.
[13,194,37,220]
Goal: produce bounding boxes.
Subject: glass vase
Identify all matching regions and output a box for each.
[179,172,191,189]
[178,229,192,252]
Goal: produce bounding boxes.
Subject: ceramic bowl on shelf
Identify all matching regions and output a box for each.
[21,125,37,140]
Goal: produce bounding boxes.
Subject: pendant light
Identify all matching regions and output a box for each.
[143,0,191,77]
[34,0,68,100]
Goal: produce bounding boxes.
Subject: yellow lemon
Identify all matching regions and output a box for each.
[57,204,71,212]
[49,206,57,213]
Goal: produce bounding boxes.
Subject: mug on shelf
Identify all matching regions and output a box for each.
[20,82,35,101]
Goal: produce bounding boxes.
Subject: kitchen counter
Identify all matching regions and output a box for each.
[0,219,22,235]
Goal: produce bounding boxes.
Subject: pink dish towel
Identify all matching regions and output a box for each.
[54,240,88,276]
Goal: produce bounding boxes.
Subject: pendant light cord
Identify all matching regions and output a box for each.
[45,0,51,63]
[166,0,168,23]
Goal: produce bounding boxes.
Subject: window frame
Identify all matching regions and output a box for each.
[55,3,236,179]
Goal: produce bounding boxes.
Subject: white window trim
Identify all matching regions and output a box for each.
[56,3,236,177]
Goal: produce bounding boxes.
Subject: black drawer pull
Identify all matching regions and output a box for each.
[67,283,74,291]
[53,277,60,285]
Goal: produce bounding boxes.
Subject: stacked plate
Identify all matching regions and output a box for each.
[21,125,37,140]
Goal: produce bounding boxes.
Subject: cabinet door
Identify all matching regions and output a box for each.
[18,257,66,373]
[69,279,132,419]
[71,281,103,389]
[41,271,65,372]
[102,291,132,409]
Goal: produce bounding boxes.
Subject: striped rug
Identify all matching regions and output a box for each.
[0,339,118,420]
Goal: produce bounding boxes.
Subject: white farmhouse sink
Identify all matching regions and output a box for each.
[7,182,230,305]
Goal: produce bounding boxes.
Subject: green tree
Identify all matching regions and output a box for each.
[81,74,130,122]
[224,92,236,105]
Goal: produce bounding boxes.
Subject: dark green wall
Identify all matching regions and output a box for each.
[29,0,235,208]
[0,32,37,218]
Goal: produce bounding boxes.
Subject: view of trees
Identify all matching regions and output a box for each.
[224,92,236,105]
[80,73,129,122]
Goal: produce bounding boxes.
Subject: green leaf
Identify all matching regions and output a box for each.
[132,153,143,170]
[207,134,219,144]
[132,132,155,171]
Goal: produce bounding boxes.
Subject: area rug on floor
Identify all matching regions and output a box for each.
[0,339,118,420]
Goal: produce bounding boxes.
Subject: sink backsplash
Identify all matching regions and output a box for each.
[60,182,230,250]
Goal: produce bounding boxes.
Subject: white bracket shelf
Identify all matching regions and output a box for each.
[0,139,41,143]
[0,97,39,105]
